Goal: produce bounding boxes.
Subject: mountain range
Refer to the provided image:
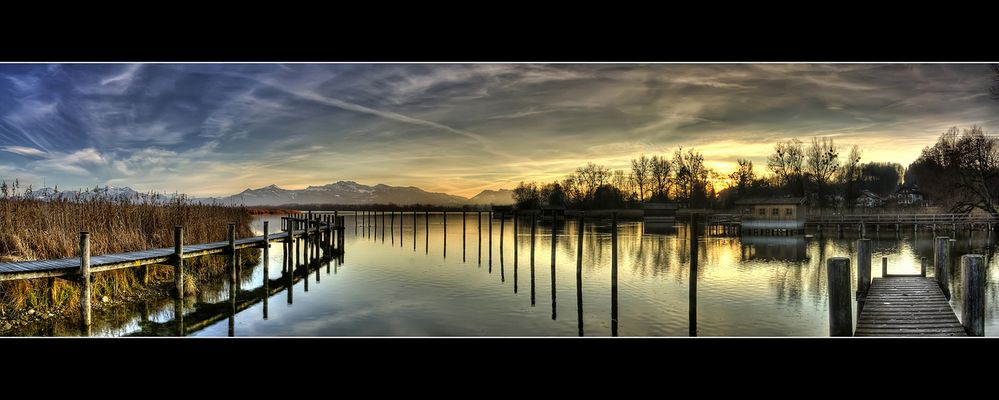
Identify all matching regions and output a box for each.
[15,181,514,206]
[201,181,514,206]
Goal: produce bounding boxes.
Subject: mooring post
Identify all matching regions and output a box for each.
[576,212,584,337]
[530,212,536,306]
[689,213,699,337]
[827,257,852,337]
[882,256,888,277]
[611,212,618,337]
[921,256,927,277]
[79,231,91,334]
[857,238,872,297]
[934,236,951,300]
[961,254,985,336]
[174,226,184,298]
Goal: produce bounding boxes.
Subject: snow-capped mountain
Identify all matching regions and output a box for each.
[468,189,515,205]
[200,181,514,206]
[20,185,178,203]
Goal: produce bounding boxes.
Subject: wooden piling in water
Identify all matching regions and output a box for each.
[934,236,951,300]
[576,213,584,337]
[611,212,618,337]
[921,256,927,277]
[175,226,184,298]
[530,212,536,306]
[79,231,91,333]
[551,211,557,321]
[882,256,887,277]
[689,213,698,337]
[826,257,852,337]
[857,238,872,297]
[961,254,985,336]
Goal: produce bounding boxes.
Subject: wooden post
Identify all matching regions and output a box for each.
[531,212,536,306]
[882,256,888,277]
[575,213,584,336]
[513,211,518,293]
[961,254,985,336]
[551,211,557,321]
[228,223,237,289]
[489,211,493,264]
[920,256,927,277]
[826,257,852,337]
[689,213,698,337]
[611,212,618,337]
[174,226,184,298]
[857,238,871,297]
[934,236,951,300]
[79,231,91,333]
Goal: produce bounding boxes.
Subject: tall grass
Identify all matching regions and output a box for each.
[0,196,258,315]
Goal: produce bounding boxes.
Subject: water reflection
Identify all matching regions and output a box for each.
[15,212,999,337]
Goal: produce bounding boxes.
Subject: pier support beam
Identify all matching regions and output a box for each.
[827,257,852,337]
[79,231,91,335]
[174,226,184,298]
[857,239,872,297]
[961,254,985,336]
[934,236,951,300]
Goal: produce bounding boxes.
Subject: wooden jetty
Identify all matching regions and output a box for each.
[0,212,346,334]
[826,237,986,337]
[855,277,965,336]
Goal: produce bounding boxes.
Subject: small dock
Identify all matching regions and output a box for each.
[855,277,965,337]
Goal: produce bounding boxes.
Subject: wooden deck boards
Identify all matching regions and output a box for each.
[854,277,966,337]
[0,225,340,281]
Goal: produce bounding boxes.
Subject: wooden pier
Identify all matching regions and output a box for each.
[855,277,966,337]
[0,212,346,334]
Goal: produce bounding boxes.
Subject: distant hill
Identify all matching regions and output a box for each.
[197,181,511,207]
[468,189,514,205]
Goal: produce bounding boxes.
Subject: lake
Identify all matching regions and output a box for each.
[17,212,999,336]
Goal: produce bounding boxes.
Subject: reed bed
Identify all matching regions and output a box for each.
[0,196,258,316]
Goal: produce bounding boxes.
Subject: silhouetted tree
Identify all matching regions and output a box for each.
[649,154,672,201]
[513,181,540,209]
[767,138,805,196]
[861,162,903,197]
[630,154,651,202]
[906,125,999,216]
[839,145,862,207]
[728,158,756,198]
[806,137,839,207]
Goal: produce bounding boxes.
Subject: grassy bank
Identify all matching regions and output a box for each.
[0,197,258,324]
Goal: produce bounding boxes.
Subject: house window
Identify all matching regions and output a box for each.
[759,208,765,216]
[785,208,793,216]
[771,208,779,216]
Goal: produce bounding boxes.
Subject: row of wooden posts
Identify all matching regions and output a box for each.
[826,235,986,336]
[75,212,344,335]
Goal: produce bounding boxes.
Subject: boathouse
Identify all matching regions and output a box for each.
[736,197,806,233]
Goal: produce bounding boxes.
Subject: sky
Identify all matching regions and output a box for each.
[0,63,996,198]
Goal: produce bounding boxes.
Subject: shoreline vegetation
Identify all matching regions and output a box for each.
[0,194,258,335]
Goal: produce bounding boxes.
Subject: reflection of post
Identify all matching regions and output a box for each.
[576,213,584,337]
[462,211,466,262]
[611,212,618,337]
[489,211,493,268]
[478,211,482,265]
[531,213,536,306]
[500,215,505,281]
[425,212,429,255]
[513,212,518,293]
[173,296,184,336]
[551,213,558,321]
[413,212,417,251]
[263,221,269,320]
[689,213,698,337]
[443,211,447,259]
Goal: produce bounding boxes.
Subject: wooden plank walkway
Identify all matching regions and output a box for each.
[855,276,966,337]
[0,226,331,281]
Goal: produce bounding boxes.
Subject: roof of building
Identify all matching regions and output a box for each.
[734,196,806,205]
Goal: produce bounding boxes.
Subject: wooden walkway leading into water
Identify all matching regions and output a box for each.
[855,277,966,337]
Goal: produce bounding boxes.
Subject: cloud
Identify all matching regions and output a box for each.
[1,146,47,157]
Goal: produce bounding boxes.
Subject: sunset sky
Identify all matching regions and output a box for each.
[0,63,996,198]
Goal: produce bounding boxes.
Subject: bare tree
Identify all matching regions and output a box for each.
[649,155,672,201]
[630,154,651,202]
[673,147,708,203]
[806,137,839,207]
[611,169,628,194]
[575,162,610,204]
[839,145,862,207]
[766,138,805,195]
[728,158,756,197]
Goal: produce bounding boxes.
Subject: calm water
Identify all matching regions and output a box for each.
[20,213,999,336]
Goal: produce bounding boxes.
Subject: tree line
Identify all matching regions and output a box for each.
[514,138,908,211]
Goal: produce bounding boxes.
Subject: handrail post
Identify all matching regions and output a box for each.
[174,226,184,299]
[79,231,91,334]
